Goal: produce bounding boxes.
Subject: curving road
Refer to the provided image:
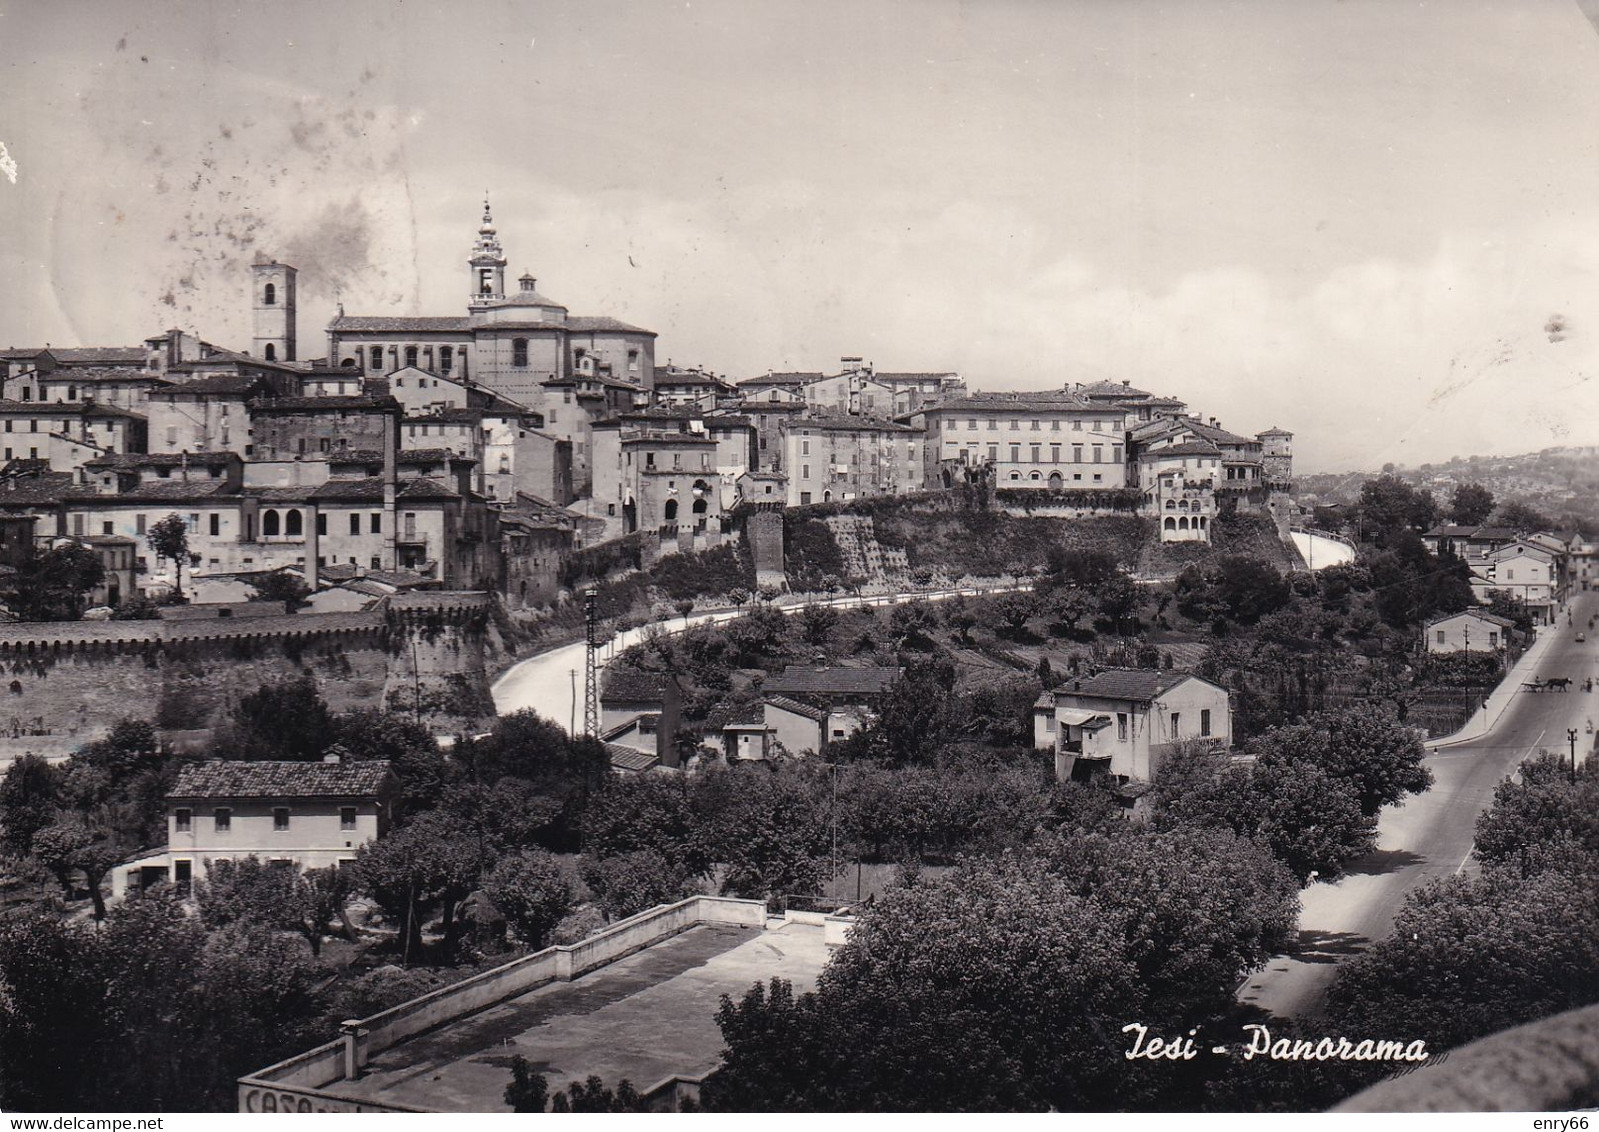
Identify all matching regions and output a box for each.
[1240,591,1599,1022]
[1291,530,1357,571]
[491,583,1034,734]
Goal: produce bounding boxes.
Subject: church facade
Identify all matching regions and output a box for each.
[320,203,658,406]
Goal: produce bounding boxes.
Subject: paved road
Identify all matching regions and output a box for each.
[1291,531,1357,571]
[1241,590,1599,1022]
[490,584,1033,734]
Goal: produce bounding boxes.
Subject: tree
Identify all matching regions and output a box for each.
[505,1055,550,1113]
[228,677,338,762]
[581,774,711,879]
[1484,588,1535,636]
[1357,475,1436,548]
[145,513,194,600]
[703,855,1143,1111]
[798,602,838,645]
[0,541,104,621]
[482,850,577,949]
[1490,499,1552,533]
[582,849,694,920]
[1473,752,1599,871]
[353,810,488,962]
[248,569,312,612]
[1093,572,1141,634]
[1047,587,1097,637]
[0,753,61,859]
[455,710,611,849]
[1449,482,1495,526]
[695,763,835,898]
[992,592,1036,637]
[193,857,350,955]
[674,598,695,626]
[1327,863,1599,1053]
[332,709,452,813]
[1250,704,1432,818]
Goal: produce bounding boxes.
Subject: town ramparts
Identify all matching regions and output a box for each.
[2,593,504,766]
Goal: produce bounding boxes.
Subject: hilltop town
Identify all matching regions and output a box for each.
[4,206,1598,1117]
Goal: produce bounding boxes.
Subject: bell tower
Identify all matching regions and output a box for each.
[467,197,507,310]
[251,255,297,362]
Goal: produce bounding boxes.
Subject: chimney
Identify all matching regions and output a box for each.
[1122,379,1130,387]
[322,750,340,764]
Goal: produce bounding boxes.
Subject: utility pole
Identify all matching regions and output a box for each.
[569,669,577,735]
[1569,728,1579,787]
[583,588,600,738]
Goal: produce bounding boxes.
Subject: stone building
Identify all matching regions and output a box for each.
[902,392,1126,492]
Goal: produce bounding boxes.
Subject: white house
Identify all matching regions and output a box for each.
[1424,608,1515,655]
[111,757,397,900]
[1471,542,1558,625]
[1033,668,1231,784]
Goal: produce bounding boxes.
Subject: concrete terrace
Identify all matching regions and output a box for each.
[327,921,829,1111]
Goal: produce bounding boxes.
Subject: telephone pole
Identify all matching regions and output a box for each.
[583,588,601,738]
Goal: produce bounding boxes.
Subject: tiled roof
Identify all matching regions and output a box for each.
[329,316,473,333]
[0,473,73,507]
[76,480,235,502]
[603,669,669,703]
[84,452,237,470]
[252,395,398,413]
[1427,609,1516,629]
[740,373,821,386]
[764,665,900,697]
[606,744,660,772]
[43,366,163,383]
[1142,441,1223,459]
[51,347,147,365]
[0,348,50,360]
[310,476,460,502]
[243,486,312,503]
[791,415,915,434]
[1077,380,1155,398]
[161,373,267,396]
[764,694,827,721]
[565,316,656,335]
[1053,668,1209,703]
[930,394,1102,414]
[170,759,393,800]
[874,372,960,381]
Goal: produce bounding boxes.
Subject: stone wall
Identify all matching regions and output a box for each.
[1,595,503,766]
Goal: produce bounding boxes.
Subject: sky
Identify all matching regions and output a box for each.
[3,0,1599,472]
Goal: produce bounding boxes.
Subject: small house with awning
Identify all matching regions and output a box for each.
[1033,668,1231,784]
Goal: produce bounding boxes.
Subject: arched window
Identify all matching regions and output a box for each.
[441,346,454,373]
[405,346,418,368]
[1048,472,1063,489]
[264,343,276,361]
[1164,517,1177,531]
[264,283,276,305]
[1179,517,1190,530]
[1197,516,1207,529]
[692,497,707,514]
[511,338,529,368]
[262,510,281,537]
[664,499,678,522]
[1009,471,1021,481]
[1029,471,1042,481]
[341,357,356,368]
[1165,499,1176,510]
[369,346,382,370]
[823,490,832,502]
[285,510,303,537]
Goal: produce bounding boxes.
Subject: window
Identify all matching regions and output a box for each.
[136,513,147,535]
[349,513,361,536]
[1200,709,1212,737]
[1009,419,1020,431]
[440,346,454,373]
[1436,630,1447,644]
[1092,446,1103,463]
[370,346,383,370]
[262,509,279,537]
[1050,444,1061,463]
[273,807,290,832]
[285,510,303,537]
[1030,445,1040,464]
[264,343,277,361]
[511,338,529,368]
[1489,631,1499,647]
[405,346,418,368]
[214,808,231,832]
[370,512,381,534]
[968,419,978,430]
[1010,446,1020,463]
[175,808,192,833]
[801,440,810,455]
[340,806,357,831]
[1170,712,1181,738]
[1117,713,1128,741]
[1051,420,1061,431]
[264,282,276,305]
[174,859,192,895]
[987,420,998,431]
[1045,715,1057,733]
[802,463,811,479]
[102,520,114,536]
[1072,420,1082,431]
[209,513,220,537]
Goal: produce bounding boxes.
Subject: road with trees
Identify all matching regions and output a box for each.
[1241,589,1599,1021]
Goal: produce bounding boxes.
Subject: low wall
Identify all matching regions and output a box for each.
[240,894,767,1110]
